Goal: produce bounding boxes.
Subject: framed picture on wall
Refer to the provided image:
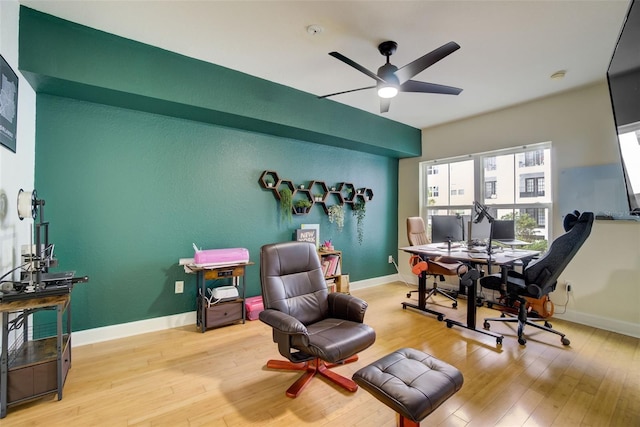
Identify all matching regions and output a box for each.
[0,54,18,153]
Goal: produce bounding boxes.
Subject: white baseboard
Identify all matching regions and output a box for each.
[554,310,640,339]
[350,274,399,290]
[73,311,196,347]
[72,275,639,347]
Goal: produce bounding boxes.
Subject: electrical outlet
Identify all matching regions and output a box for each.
[175,281,184,294]
[388,255,394,264]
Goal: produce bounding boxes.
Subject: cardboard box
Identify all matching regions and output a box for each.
[245,295,264,321]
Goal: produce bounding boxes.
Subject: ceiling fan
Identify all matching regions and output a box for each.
[319,40,463,113]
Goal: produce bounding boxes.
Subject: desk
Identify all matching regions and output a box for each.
[181,261,254,333]
[400,245,539,344]
[0,293,71,418]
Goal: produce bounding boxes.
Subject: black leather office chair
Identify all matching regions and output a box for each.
[406,217,467,308]
[259,241,376,397]
[480,211,594,346]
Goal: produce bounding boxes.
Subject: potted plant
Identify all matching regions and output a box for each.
[264,177,274,188]
[328,204,345,232]
[352,200,366,245]
[294,199,312,214]
[279,188,293,223]
[314,193,323,202]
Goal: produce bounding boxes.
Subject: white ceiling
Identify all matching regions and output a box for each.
[21,0,631,130]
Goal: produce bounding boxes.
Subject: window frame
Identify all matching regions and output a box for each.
[419,142,553,240]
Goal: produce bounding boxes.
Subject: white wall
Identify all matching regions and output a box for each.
[0,0,36,284]
[399,82,640,338]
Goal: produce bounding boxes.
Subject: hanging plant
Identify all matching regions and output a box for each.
[327,204,345,232]
[353,200,366,245]
[279,188,293,223]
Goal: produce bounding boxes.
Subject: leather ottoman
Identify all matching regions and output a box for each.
[352,347,463,427]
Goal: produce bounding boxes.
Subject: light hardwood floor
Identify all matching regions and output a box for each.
[3,282,639,426]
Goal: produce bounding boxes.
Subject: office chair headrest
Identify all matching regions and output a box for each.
[563,210,581,232]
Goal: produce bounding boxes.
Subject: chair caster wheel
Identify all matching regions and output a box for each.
[483,321,490,330]
[446,321,453,328]
[518,337,527,345]
[406,293,411,298]
[487,302,493,309]
[500,313,506,318]
[545,321,552,328]
[496,337,502,345]
[561,337,570,346]
[452,302,458,309]
[437,315,444,322]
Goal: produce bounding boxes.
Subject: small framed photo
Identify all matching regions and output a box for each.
[0,54,19,153]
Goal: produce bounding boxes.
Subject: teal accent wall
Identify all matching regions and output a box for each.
[20,6,412,331]
[36,95,399,331]
[19,6,421,159]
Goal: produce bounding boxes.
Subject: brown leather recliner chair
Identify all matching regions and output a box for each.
[259,241,376,398]
[407,217,467,308]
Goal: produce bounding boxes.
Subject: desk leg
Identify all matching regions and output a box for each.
[1,312,8,418]
[402,270,446,321]
[445,278,504,345]
[198,272,206,333]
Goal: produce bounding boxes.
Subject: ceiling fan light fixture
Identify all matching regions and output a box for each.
[378,84,398,98]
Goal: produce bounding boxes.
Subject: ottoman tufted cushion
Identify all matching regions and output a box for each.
[353,348,463,424]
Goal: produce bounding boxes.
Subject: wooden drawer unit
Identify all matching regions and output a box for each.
[205,301,243,328]
[7,337,71,403]
[203,266,245,280]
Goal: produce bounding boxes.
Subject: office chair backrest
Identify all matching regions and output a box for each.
[407,217,430,246]
[260,241,329,325]
[523,212,594,297]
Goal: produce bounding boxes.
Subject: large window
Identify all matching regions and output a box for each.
[420,143,552,250]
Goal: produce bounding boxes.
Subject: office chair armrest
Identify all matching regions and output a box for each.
[327,292,368,323]
[259,309,308,335]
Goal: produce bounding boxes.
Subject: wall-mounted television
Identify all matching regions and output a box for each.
[607,0,640,215]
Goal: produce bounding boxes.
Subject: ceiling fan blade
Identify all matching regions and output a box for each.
[329,52,386,84]
[395,41,460,84]
[380,98,391,113]
[400,80,463,95]
[318,85,376,99]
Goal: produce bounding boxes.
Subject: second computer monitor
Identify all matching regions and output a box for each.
[491,219,516,241]
[431,215,464,243]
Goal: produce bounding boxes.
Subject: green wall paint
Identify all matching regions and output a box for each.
[20,5,410,331]
[36,95,399,331]
[19,6,421,158]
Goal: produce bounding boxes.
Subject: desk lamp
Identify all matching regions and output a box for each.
[473,201,495,255]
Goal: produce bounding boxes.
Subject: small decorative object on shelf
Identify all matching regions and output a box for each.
[265,178,274,187]
[353,200,366,245]
[321,239,334,251]
[328,205,345,232]
[294,199,312,214]
[314,193,323,202]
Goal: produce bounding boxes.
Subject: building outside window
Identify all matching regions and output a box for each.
[420,143,552,250]
[484,156,497,171]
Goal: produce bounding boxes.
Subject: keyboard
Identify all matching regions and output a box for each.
[436,243,462,250]
[495,239,528,246]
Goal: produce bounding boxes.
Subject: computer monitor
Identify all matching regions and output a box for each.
[491,219,516,241]
[431,215,464,243]
[468,218,492,243]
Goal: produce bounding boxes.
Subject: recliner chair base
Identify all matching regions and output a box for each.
[266,354,359,397]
